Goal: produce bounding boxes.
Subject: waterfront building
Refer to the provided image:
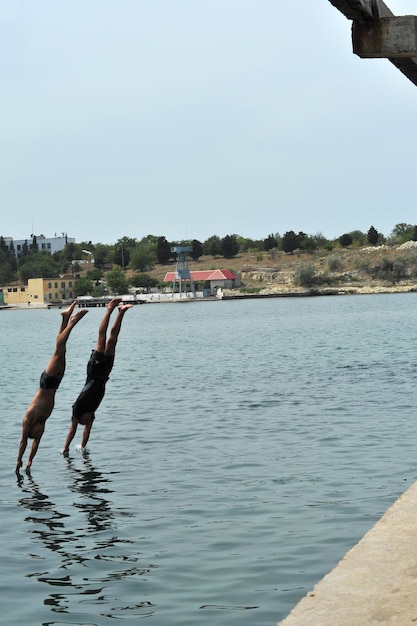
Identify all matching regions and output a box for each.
[163,269,240,293]
[4,234,75,258]
[0,277,77,306]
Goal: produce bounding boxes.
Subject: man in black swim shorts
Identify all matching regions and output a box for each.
[61,298,132,454]
[16,301,88,474]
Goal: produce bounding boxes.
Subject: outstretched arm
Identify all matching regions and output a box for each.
[16,434,28,473]
[26,433,44,472]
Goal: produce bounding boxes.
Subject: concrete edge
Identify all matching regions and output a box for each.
[277,480,417,625]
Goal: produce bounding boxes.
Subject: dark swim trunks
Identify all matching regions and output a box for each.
[72,350,114,420]
[40,370,63,390]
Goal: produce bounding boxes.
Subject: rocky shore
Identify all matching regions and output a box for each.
[224,241,417,299]
[221,283,417,300]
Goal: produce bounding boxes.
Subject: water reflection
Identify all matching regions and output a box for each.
[17,454,157,622]
[65,452,115,532]
[17,473,72,555]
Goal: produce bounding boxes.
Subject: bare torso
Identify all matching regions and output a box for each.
[22,389,56,438]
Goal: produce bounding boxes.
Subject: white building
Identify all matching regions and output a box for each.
[4,234,75,258]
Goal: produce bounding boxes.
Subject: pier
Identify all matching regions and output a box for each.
[46,297,146,309]
[278,480,417,625]
[76,297,146,307]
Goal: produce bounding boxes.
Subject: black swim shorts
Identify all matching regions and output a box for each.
[40,370,63,390]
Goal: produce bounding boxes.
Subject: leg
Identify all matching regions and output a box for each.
[95,298,122,353]
[80,418,94,449]
[62,420,79,455]
[16,305,87,472]
[104,304,133,356]
[16,406,49,472]
[44,307,88,378]
[58,300,77,334]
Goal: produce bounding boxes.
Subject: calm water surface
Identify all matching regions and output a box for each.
[1,294,416,625]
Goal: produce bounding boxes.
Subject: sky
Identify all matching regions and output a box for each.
[1,0,416,245]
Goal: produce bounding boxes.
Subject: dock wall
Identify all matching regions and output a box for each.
[278,480,417,625]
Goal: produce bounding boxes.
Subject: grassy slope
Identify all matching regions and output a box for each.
[141,244,417,293]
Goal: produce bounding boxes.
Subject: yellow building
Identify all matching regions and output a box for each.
[1,277,77,306]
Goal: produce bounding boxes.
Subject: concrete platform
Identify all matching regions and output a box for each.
[278,480,417,625]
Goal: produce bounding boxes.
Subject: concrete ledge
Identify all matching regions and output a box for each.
[278,480,417,625]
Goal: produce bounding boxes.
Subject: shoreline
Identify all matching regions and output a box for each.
[1,283,416,310]
[221,284,417,300]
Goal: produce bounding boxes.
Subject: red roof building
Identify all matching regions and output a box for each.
[163,269,240,290]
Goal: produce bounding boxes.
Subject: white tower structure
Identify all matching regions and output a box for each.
[171,245,195,298]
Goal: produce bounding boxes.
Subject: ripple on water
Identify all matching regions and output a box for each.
[3,294,417,625]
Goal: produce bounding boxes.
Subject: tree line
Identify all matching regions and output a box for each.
[0,223,416,295]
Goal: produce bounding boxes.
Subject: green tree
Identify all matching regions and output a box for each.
[390,223,415,244]
[131,243,156,272]
[190,239,203,261]
[63,241,76,264]
[130,273,158,289]
[18,252,62,281]
[91,243,113,269]
[75,277,95,296]
[0,248,15,283]
[156,236,172,264]
[221,234,239,258]
[114,236,136,269]
[21,240,29,260]
[282,231,299,254]
[105,264,129,294]
[203,235,222,256]
[91,283,107,297]
[367,226,379,246]
[114,245,129,269]
[0,263,15,284]
[0,236,8,255]
[299,235,317,252]
[86,268,103,283]
[312,232,329,248]
[7,239,17,270]
[341,230,366,247]
[263,234,278,251]
[240,236,264,252]
[72,261,81,275]
[339,233,353,248]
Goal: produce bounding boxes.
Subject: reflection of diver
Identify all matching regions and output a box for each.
[65,451,117,532]
[17,458,150,622]
[17,473,71,554]
[17,473,81,616]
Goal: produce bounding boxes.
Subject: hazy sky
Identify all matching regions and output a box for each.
[1,0,416,245]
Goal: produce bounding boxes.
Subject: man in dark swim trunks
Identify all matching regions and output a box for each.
[16,301,88,473]
[62,298,132,454]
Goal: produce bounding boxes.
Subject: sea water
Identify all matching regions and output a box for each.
[1,293,416,625]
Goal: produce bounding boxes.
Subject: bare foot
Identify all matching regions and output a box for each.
[69,309,89,325]
[60,301,78,331]
[118,304,133,312]
[108,298,123,311]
